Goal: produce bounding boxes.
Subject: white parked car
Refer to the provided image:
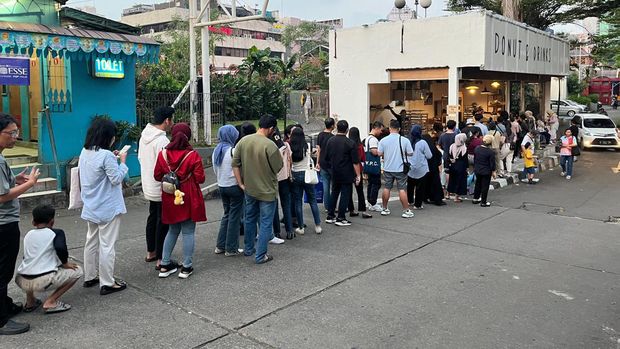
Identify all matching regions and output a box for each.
[576,114,620,150]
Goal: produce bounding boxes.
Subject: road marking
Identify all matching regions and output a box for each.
[548,290,574,300]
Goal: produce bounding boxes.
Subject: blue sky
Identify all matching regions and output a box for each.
[66,0,450,27]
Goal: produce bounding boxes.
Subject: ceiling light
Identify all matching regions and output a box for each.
[481,87,492,95]
[465,85,479,90]
[491,81,501,88]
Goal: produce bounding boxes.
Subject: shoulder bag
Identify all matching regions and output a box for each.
[68,166,83,210]
[304,144,319,185]
[571,137,581,156]
[399,136,411,175]
[363,136,381,175]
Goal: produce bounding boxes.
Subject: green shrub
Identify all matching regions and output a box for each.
[587,94,599,103]
[568,95,591,105]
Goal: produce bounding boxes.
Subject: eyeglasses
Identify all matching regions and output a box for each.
[1,129,19,138]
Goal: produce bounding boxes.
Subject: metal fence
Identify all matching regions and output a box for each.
[287,90,329,135]
[137,92,225,144]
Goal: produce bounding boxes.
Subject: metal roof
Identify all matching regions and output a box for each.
[0,21,159,45]
[60,7,141,35]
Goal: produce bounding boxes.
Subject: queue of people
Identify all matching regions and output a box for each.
[0,105,578,335]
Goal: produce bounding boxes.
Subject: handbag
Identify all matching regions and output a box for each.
[363,136,381,175]
[304,145,319,185]
[399,136,411,175]
[68,166,83,210]
[571,142,581,156]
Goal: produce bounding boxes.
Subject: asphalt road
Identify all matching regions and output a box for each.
[4,148,620,348]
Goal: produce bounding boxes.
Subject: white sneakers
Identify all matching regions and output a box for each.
[294,227,305,235]
[380,208,391,216]
[368,204,383,212]
[560,172,566,177]
[566,175,572,180]
[269,237,285,245]
[401,209,415,219]
[315,226,322,234]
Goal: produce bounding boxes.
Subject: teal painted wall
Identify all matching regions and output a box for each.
[0,0,60,26]
[39,57,141,177]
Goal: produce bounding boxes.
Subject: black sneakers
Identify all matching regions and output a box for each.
[178,266,193,279]
[0,320,29,335]
[158,262,180,278]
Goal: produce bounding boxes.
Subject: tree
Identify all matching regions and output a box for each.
[592,8,620,68]
[447,0,615,30]
[281,22,330,64]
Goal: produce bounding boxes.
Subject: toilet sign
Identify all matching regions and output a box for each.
[0,57,30,86]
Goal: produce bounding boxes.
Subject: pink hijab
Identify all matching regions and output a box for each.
[449,133,468,160]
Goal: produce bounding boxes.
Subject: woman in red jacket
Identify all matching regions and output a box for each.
[154,123,206,279]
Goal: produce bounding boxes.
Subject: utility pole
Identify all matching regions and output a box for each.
[189,0,198,142]
[201,0,212,145]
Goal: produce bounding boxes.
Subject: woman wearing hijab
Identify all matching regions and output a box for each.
[347,127,372,219]
[406,125,433,209]
[473,135,497,207]
[421,134,446,206]
[447,133,468,203]
[154,123,206,279]
[213,125,243,256]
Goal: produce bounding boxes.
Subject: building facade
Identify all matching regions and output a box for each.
[329,11,569,133]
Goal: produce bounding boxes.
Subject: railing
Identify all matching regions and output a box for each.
[137,92,225,145]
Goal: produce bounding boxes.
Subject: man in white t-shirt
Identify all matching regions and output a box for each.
[364,121,384,211]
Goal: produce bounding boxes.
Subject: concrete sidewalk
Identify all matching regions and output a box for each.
[4,150,620,348]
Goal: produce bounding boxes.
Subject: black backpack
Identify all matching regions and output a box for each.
[161,150,194,194]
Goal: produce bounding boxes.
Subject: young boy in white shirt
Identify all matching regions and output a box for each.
[15,205,82,314]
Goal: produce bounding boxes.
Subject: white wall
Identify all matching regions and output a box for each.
[330,12,488,133]
[549,77,567,101]
[329,11,569,132]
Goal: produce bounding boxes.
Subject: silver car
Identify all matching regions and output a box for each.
[550,100,585,117]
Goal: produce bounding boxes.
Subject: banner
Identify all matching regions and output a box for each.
[0,57,30,86]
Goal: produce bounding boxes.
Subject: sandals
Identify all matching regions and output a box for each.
[44,301,72,314]
[144,255,157,263]
[24,299,42,313]
[362,213,372,219]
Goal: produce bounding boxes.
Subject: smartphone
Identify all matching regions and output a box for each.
[118,145,131,155]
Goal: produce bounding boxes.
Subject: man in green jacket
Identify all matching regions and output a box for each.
[232,115,283,264]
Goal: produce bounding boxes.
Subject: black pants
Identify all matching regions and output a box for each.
[407,175,428,208]
[146,201,168,260]
[366,173,381,206]
[348,180,366,212]
[329,182,352,220]
[474,174,492,203]
[425,169,444,204]
[514,137,523,159]
[0,222,20,327]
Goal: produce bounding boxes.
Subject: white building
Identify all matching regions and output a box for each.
[329,11,569,133]
[121,1,286,71]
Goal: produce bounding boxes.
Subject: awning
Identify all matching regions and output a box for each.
[0,21,160,63]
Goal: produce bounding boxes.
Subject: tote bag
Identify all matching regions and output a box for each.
[68,166,83,210]
[304,145,319,185]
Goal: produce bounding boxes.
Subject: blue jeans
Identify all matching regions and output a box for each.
[320,169,332,211]
[273,180,293,235]
[161,219,196,268]
[560,155,574,176]
[291,171,322,227]
[243,194,277,263]
[217,185,244,253]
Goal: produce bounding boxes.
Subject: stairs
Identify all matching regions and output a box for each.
[7,155,67,212]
